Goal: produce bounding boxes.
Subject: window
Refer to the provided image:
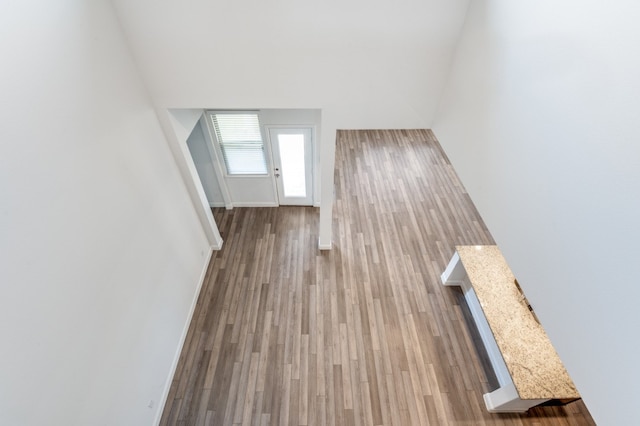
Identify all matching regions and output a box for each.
[209,112,268,175]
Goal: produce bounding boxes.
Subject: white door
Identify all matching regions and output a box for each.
[268,127,313,206]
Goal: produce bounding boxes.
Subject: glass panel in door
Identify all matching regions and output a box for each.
[277,133,306,197]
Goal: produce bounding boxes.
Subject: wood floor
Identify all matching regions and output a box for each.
[160,129,595,425]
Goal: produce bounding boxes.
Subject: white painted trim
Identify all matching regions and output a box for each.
[154,246,214,425]
[200,114,233,209]
[483,382,550,413]
[263,125,280,204]
[318,238,332,250]
[440,251,464,285]
[209,201,225,208]
[232,201,279,208]
[313,121,321,212]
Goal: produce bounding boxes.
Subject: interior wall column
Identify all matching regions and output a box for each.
[158,108,224,250]
[318,122,336,250]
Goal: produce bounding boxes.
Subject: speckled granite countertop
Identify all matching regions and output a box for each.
[456,245,580,400]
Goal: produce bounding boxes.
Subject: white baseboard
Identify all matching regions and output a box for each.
[232,202,279,207]
[154,246,214,425]
[221,202,319,209]
[318,238,332,250]
[209,201,225,207]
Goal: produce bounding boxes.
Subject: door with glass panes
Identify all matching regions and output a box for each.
[268,127,313,206]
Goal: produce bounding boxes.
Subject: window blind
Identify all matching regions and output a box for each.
[210,112,268,175]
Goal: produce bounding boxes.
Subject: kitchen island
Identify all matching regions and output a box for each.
[441,245,580,413]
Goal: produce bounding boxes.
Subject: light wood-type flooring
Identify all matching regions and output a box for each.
[160,129,595,425]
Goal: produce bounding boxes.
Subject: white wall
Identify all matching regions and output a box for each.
[187,119,225,206]
[111,0,469,125]
[0,1,211,425]
[111,0,471,246]
[434,1,640,424]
